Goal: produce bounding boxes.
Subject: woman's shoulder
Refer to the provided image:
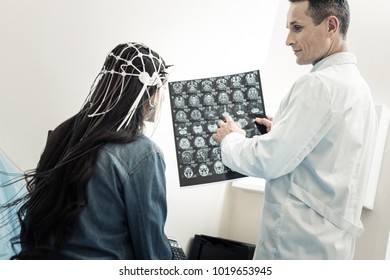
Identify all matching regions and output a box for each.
[100,135,164,167]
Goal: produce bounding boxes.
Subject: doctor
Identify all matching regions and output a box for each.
[212,0,377,259]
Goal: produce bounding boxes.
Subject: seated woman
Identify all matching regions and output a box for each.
[9,42,173,259]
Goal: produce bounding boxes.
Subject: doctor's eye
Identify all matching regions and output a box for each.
[294,25,303,32]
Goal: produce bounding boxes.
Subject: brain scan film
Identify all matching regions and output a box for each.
[169,70,266,187]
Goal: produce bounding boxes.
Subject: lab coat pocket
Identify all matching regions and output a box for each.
[288,182,364,238]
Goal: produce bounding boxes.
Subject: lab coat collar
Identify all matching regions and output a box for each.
[311,52,357,73]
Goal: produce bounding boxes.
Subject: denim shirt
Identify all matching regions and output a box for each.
[61,134,172,259]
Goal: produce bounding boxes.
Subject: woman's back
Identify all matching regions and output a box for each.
[60,135,172,259]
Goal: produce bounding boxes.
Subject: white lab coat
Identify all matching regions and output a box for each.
[221,52,378,259]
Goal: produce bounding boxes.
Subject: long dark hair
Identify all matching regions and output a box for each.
[11,42,168,258]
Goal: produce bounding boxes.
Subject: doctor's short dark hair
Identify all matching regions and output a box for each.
[289,0,350,39]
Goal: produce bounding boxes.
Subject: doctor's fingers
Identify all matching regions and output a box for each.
[217,119,227,128]
[256,117,272,132]
[217,115,245,135]
[212,128,226,144]
[224,115,235,123]
[217,115,236,127]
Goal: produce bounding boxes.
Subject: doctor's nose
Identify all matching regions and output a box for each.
[285,31,295,46]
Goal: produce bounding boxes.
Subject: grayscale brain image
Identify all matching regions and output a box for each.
[169,70,266,187]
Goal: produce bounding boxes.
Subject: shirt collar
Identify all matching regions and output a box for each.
[310,52,357,72]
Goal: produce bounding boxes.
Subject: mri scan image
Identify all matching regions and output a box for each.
[174,96,186,108]
[169,70,266,187]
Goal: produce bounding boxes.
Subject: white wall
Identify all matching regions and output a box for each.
[348,0,390,260]
[0,0,279,253]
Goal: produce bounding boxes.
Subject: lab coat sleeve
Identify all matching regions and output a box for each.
[220,74,338,180]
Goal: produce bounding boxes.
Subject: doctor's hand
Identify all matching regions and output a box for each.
[212,115,246,145]
[255,116,273,133]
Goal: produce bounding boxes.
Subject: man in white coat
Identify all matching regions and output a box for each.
[212,0,378,259]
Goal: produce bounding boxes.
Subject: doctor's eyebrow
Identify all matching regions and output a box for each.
[287,21,299,28]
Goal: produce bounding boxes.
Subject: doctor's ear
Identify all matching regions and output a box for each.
[327,16,340,36]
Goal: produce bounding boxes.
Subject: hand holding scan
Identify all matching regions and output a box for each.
[255,116,273,133]
[212,115,245,144]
